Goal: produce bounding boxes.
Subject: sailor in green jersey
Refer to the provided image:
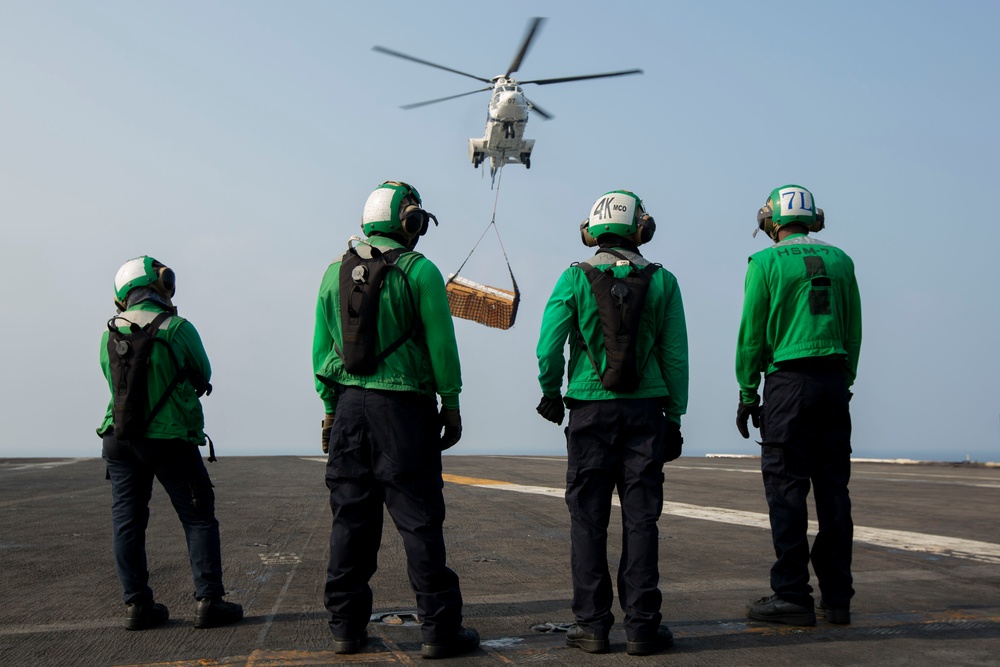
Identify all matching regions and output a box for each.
[312,181,478,659]
[98,256,242,631]
[536,190,687,657]
[737,185,862,628]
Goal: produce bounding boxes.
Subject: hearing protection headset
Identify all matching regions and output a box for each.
[154,261,176,297]
[393,181,438,237]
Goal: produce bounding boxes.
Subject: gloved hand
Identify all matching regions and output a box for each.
[736,396,761,439]
[665,420,683,462]
[536,395,565,425]
[321,413,335,454]
[439,408,462,451]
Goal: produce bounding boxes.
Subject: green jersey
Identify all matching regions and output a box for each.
[98,302,211,443]
[312,236,462,413]
[736,233,862,404]
[536,247,689,424]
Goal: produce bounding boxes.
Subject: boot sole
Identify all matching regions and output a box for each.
[627,636,674,656]
[332,636,368,654]
[194,614,243,629]
[566,636,610,654]
[420,641,479,659]
[125,607,168,631]
[822,609,851,624]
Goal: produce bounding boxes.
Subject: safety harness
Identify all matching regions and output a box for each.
[575,248,660,393]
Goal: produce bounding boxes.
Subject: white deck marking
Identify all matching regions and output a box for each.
[442,474,1000,565]
[2,458,89,472]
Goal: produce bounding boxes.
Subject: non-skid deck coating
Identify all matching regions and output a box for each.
[2,455,999,666]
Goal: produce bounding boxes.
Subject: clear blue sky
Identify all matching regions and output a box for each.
[2,1,998,461]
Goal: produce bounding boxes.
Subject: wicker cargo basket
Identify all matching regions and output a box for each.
[446,274,520,330]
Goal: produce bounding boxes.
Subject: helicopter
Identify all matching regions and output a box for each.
[373,17,642,180]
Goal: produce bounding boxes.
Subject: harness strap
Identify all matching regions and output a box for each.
[447,165,520,301]
[142,312,186,429]
[371,261,419,363]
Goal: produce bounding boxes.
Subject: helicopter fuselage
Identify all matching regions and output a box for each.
[468,77,534,176]
[374,17,642,182]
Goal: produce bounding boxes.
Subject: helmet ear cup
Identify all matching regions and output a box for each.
[399,204,430,236]
[580,219,599,247]
[809,208,825,233]
[636,214,656,245]
[757,204,776,239]
[157,266,176,298]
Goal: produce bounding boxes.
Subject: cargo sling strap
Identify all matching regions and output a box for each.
[335,245,419,376]
[574,248,661,393]
[445,166,521,328]
[445,220,521,329]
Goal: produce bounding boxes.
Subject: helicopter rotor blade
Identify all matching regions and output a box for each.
[372,46,492,84]
[400,87,494,110]
[524,97,554,120]
[505,16,546,78]
[520,69,644,86]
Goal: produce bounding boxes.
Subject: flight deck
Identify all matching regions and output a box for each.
[1,455,998,666]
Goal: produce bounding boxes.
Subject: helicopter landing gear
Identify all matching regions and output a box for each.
[520,153,531,169]
[472,152,484,168]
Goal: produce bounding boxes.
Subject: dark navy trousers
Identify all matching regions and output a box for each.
[102,433,224,605]
[564,398,667,640]
[760,360,855,608]
[324,387,463,644]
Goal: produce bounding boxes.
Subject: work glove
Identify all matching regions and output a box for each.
[665,420,683,462]
[321,413,335,454]
[536,395,565,425]
[736,396,761,439]
[439,408,462,451]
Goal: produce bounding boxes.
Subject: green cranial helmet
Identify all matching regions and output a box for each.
[757,184,824,240]
[361,181,424,237]
[113,256,175,311]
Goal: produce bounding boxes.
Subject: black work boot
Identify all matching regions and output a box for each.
[421,626,480,659]
[332,628,369,654]
[125,600,169,631]
[819,599,851,624]
[626,624,674,656]
[194,596,243,628]
[565,624,610,654]
[746,594,816,626]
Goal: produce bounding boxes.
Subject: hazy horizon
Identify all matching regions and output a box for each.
[2,1,998,463]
